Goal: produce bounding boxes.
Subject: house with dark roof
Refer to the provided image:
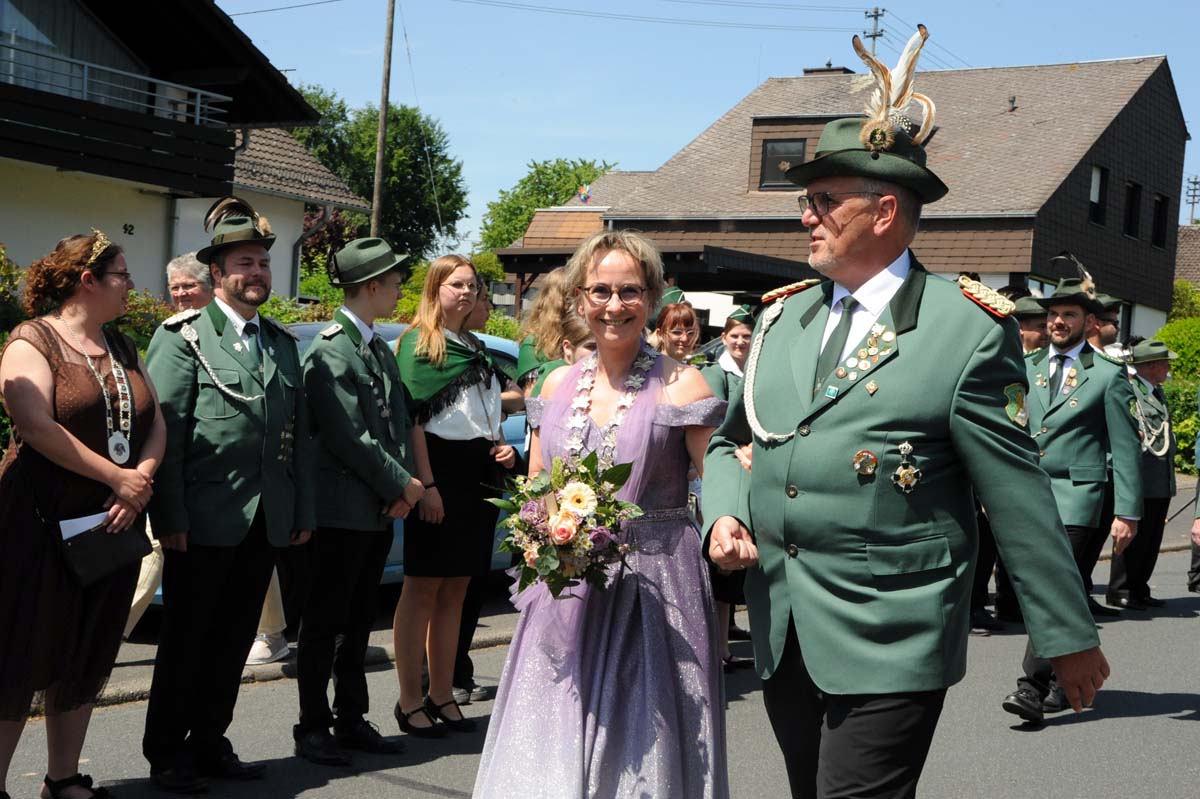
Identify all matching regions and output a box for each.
[498,55,1188,339]
[0,0,366,296]
[1176,226,1200,289]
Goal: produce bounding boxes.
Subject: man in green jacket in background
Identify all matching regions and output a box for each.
[701,27,1108,799]
[142,199,316,793]
[292,238,424,766]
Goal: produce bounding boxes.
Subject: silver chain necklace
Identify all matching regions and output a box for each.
[56,314,133,464]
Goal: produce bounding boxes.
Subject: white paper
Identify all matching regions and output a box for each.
[59,511,109,540]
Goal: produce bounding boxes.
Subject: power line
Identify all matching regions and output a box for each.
[397,1,445,237]
[447,0,862,31]
[228,0,343,17]
[658,0,867,12]
[884,9,972,68]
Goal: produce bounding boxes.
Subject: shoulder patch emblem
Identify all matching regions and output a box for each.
[1129,397,1139,419]
[762,278,822,304]
[957,276,1015,318]
[1003,383,1028,428]
[319,323,343,339]
[162,308,201,329]
[264,316,300,340]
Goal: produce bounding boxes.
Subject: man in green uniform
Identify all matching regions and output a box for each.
[143,199,316,793]
[1013,296,1049,354]
[701,26,1107,799]
[1001,279,1142,723]
[1107,339,1176,609]
[293,238,424,765]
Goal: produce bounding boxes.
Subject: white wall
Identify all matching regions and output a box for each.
[0,158,170,293]
[1130,304,1168,341]
[687,291,737,328]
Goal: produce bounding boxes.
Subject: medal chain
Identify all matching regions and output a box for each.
[565,343,656,470]
[56,313,132,461]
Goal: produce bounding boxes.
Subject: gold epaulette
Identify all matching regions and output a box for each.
[264,316,300,340]
[957,276,1015,318]
[162,308,201,329]
[762,278,822,304]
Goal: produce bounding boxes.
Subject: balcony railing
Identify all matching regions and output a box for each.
[0,43,230,126]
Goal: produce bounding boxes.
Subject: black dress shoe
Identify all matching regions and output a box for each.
[721,654,755,674]
[1138,595,1167,608]
[1106,595,1147,611]
[394,701,447,738]
[1041,687,1070,714]
[150,768,209,794]
[295,728,352,766]
[335,718,406,754]
[1087,597,1122,618]
[1001,687,1045,724]
[195,752,265,781]
[424,695,477,733]
[970,609,1005,634]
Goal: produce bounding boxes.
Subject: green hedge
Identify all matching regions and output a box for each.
[1156,317,1200,380]
[1164,378,1198,475]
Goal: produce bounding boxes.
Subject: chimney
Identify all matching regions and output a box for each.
[803,62,855,76]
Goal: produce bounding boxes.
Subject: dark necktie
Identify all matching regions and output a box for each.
[243,322,262,371]
[1049,354,1067,399]
[814,296,859,394]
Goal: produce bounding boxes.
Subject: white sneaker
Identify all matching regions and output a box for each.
[246,632,289,665]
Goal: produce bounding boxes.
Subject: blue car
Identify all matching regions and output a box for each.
[289,322,527,583]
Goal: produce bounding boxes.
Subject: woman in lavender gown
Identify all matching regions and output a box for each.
[474,231,730,799]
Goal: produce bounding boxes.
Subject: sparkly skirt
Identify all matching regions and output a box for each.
[473,508,729,799]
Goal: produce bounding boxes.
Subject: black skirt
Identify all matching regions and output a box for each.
[403,434,502,578]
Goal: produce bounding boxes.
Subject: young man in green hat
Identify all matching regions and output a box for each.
[1013,295,1049,354]
[702,26,1107,798]
[293,238,425,765]
[143,198,316,793]
[1000,278,1142,723]
[1107,339,1177,609]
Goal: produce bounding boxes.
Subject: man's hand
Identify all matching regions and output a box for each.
[402,477,425,507]
[291,529,312,546]
[1049,646,1110,712]
[709,516,758,570]
[1110,518,1137,556]
[735,443,753,473]
[160,531,188,552]
[385,498,410,519]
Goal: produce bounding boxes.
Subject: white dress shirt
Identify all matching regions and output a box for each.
[1047,338,1088,381]
[212,295,262,353]
[338,305,376,344]
[822,250,911,360]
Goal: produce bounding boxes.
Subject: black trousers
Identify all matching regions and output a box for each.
[1065,524,1102,590]
[1080,482,1115,593]
[762,623,946,799]
[1188,540,1200,593]
[970,506,1016,612]
[1108,496,1170,600]
[143,509,276,772]
[296,526,393,733]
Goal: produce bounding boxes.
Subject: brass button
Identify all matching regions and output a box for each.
[798,425,811,437]
[1038,450,1045,458]
[786,484,799,498]
[1040,426,1048,434]
[786,544,799,557]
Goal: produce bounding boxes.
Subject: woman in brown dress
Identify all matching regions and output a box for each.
[0,232,165,799]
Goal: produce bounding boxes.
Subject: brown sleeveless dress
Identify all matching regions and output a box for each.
[0,319,156,720]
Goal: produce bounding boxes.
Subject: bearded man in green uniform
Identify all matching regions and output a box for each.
[293,238,426,765]
[142,198,316,793]
[701,26,1108,799]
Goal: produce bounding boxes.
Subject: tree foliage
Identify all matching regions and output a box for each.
[1156,317,1200,379]
[1169,279,1200,322]
[479,158,615,251]
[292,84,468,261]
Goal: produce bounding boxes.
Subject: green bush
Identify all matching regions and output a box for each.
[1163,378,1198,475]
[484,309,519,340]
[1169,279,1200,322]
[115,290,173,353]
[1156,318,1200,380]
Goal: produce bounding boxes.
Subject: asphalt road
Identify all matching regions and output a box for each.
[8,552,1200,799]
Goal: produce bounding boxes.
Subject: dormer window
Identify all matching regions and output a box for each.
[759,139,807,190]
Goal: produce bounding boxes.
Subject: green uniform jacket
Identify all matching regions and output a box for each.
[700,360,743,402]
[302,309,415,531]
[1129,378,1175,500]
[1025,346,1143,525]
[146,301,316,547]
[702,259,1099,694]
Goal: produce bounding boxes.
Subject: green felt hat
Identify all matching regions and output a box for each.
[1012,296,1047,319]
[1129,339,1178,364]
[1036,278,1104,315]
[196,197,276,264]
[728,304,754,325]
[1093,293,1122,312]
[328,237,408,287]
[654,285,687,319]
[785,117,948,204]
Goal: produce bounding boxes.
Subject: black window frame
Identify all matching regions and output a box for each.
[1123,181,1142,239]
[1151,193,1169,248]
[1088,165,1108,226]
[759,138,807,190]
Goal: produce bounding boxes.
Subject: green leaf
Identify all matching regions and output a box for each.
[550,457,566,490]
[528,471,551,494]
[600,462,633,488]
[534,544,560,575]
[581,450,599,475]
[618,501,644,519]
[518,567,537,592]
[485,497,518,512]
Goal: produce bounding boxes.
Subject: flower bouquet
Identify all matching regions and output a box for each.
[490,452,643,598]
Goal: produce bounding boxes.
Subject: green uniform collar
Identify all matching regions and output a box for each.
[335,307,365,349]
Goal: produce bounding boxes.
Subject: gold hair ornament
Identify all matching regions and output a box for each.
[85,228,112,268]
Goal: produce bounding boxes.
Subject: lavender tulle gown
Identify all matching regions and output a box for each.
[473,354,730,799]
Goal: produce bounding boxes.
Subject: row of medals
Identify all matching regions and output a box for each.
[833,325,895,385]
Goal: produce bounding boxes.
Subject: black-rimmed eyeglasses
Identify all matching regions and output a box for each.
[797,191,884,217]
[580,284,647,306]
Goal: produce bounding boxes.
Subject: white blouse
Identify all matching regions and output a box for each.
[424,330,502,442]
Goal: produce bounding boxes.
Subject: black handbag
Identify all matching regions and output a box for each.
[57,517,152,587]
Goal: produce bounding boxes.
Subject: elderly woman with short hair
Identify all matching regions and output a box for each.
[165,252,213,311]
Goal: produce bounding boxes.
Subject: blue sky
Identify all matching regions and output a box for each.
[217,0,1198,248]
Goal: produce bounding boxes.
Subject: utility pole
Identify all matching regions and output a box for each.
[863,7,884,56]
[371,0,396,237]
[1187,175,1200,224]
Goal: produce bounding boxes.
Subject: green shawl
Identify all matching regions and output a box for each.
[396,329,495,424]
[516,335,548,386]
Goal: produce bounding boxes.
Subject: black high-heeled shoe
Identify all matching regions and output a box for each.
[43,773,111,798]
[423,695,477,733]
[394,700,447,738]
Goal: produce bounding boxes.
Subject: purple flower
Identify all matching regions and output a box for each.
[519,499,547,525]
[589,526,615,548]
